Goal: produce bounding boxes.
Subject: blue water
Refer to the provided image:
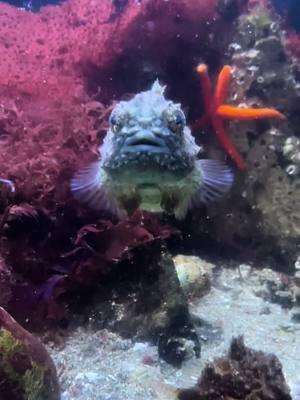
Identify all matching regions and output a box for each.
[272,0,300,31]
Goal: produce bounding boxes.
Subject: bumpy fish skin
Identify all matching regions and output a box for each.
[71,81,233,219]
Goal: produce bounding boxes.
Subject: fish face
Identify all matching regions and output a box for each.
[101,81,197,172]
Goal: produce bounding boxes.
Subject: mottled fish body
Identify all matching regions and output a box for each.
[71,81,233,219]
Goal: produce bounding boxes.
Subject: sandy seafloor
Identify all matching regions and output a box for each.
[48,257,300,400]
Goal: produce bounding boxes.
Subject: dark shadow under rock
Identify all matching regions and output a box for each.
[84,241,201,367]
[0,257,14,308]
[178,336,292,400]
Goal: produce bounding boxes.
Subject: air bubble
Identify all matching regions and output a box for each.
[257,76,264,84]
[286,164,299,176]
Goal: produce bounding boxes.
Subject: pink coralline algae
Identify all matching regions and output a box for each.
[0,0,218,98]
[285,31,300,59]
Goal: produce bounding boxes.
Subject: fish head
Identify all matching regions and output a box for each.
[100,80,200,172]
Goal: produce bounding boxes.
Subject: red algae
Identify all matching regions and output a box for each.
[285,31,300,59]
[0,0,141,210]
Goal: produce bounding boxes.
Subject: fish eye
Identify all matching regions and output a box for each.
[109,112,123,133]
[174,111,185,127]
[167,110,186,133]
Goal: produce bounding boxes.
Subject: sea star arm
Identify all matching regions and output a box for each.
[217,105,287,120]
[196,64,213,112]
[211,113,246,171]
[213,65,232,107]
[195,63,286,170]
[196,63,246,170]
[193,64,213,129]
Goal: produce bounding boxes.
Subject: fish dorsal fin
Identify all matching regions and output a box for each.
[151,79,166,96]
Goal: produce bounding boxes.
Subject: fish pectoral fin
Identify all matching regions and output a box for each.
[190,159,234,206]
[70,161,123,217]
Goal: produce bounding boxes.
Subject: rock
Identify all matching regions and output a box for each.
[283,136,300,166]
[248,267,295,308]
[150,249,201,366]
[173,255,215,299]
[238,263,252,279]
[291,308,300,323]
[293,270,300,305]
[272,290,293,308]
[191,5,300,268]
[86,242,201,367]
[177,336,292,400]
[0,306,60,400]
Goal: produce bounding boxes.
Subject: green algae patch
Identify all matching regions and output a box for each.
[0,327,27,396]
[238,5,272,34]
[23,361,47,400]
[0,327,48,400]
[0,307,60,399]
[0,326,25,357]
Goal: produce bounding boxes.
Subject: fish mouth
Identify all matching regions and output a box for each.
[123,131,167,153]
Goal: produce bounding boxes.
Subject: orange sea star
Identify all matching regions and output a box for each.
[194,64,286,170]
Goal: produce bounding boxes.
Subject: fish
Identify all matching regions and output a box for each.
[71,81,234,219]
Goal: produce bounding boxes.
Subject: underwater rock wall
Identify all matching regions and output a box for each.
[190,5,300,267]
[230,6,300,254]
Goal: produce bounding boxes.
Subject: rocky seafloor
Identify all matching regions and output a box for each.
[47,255,300,400]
